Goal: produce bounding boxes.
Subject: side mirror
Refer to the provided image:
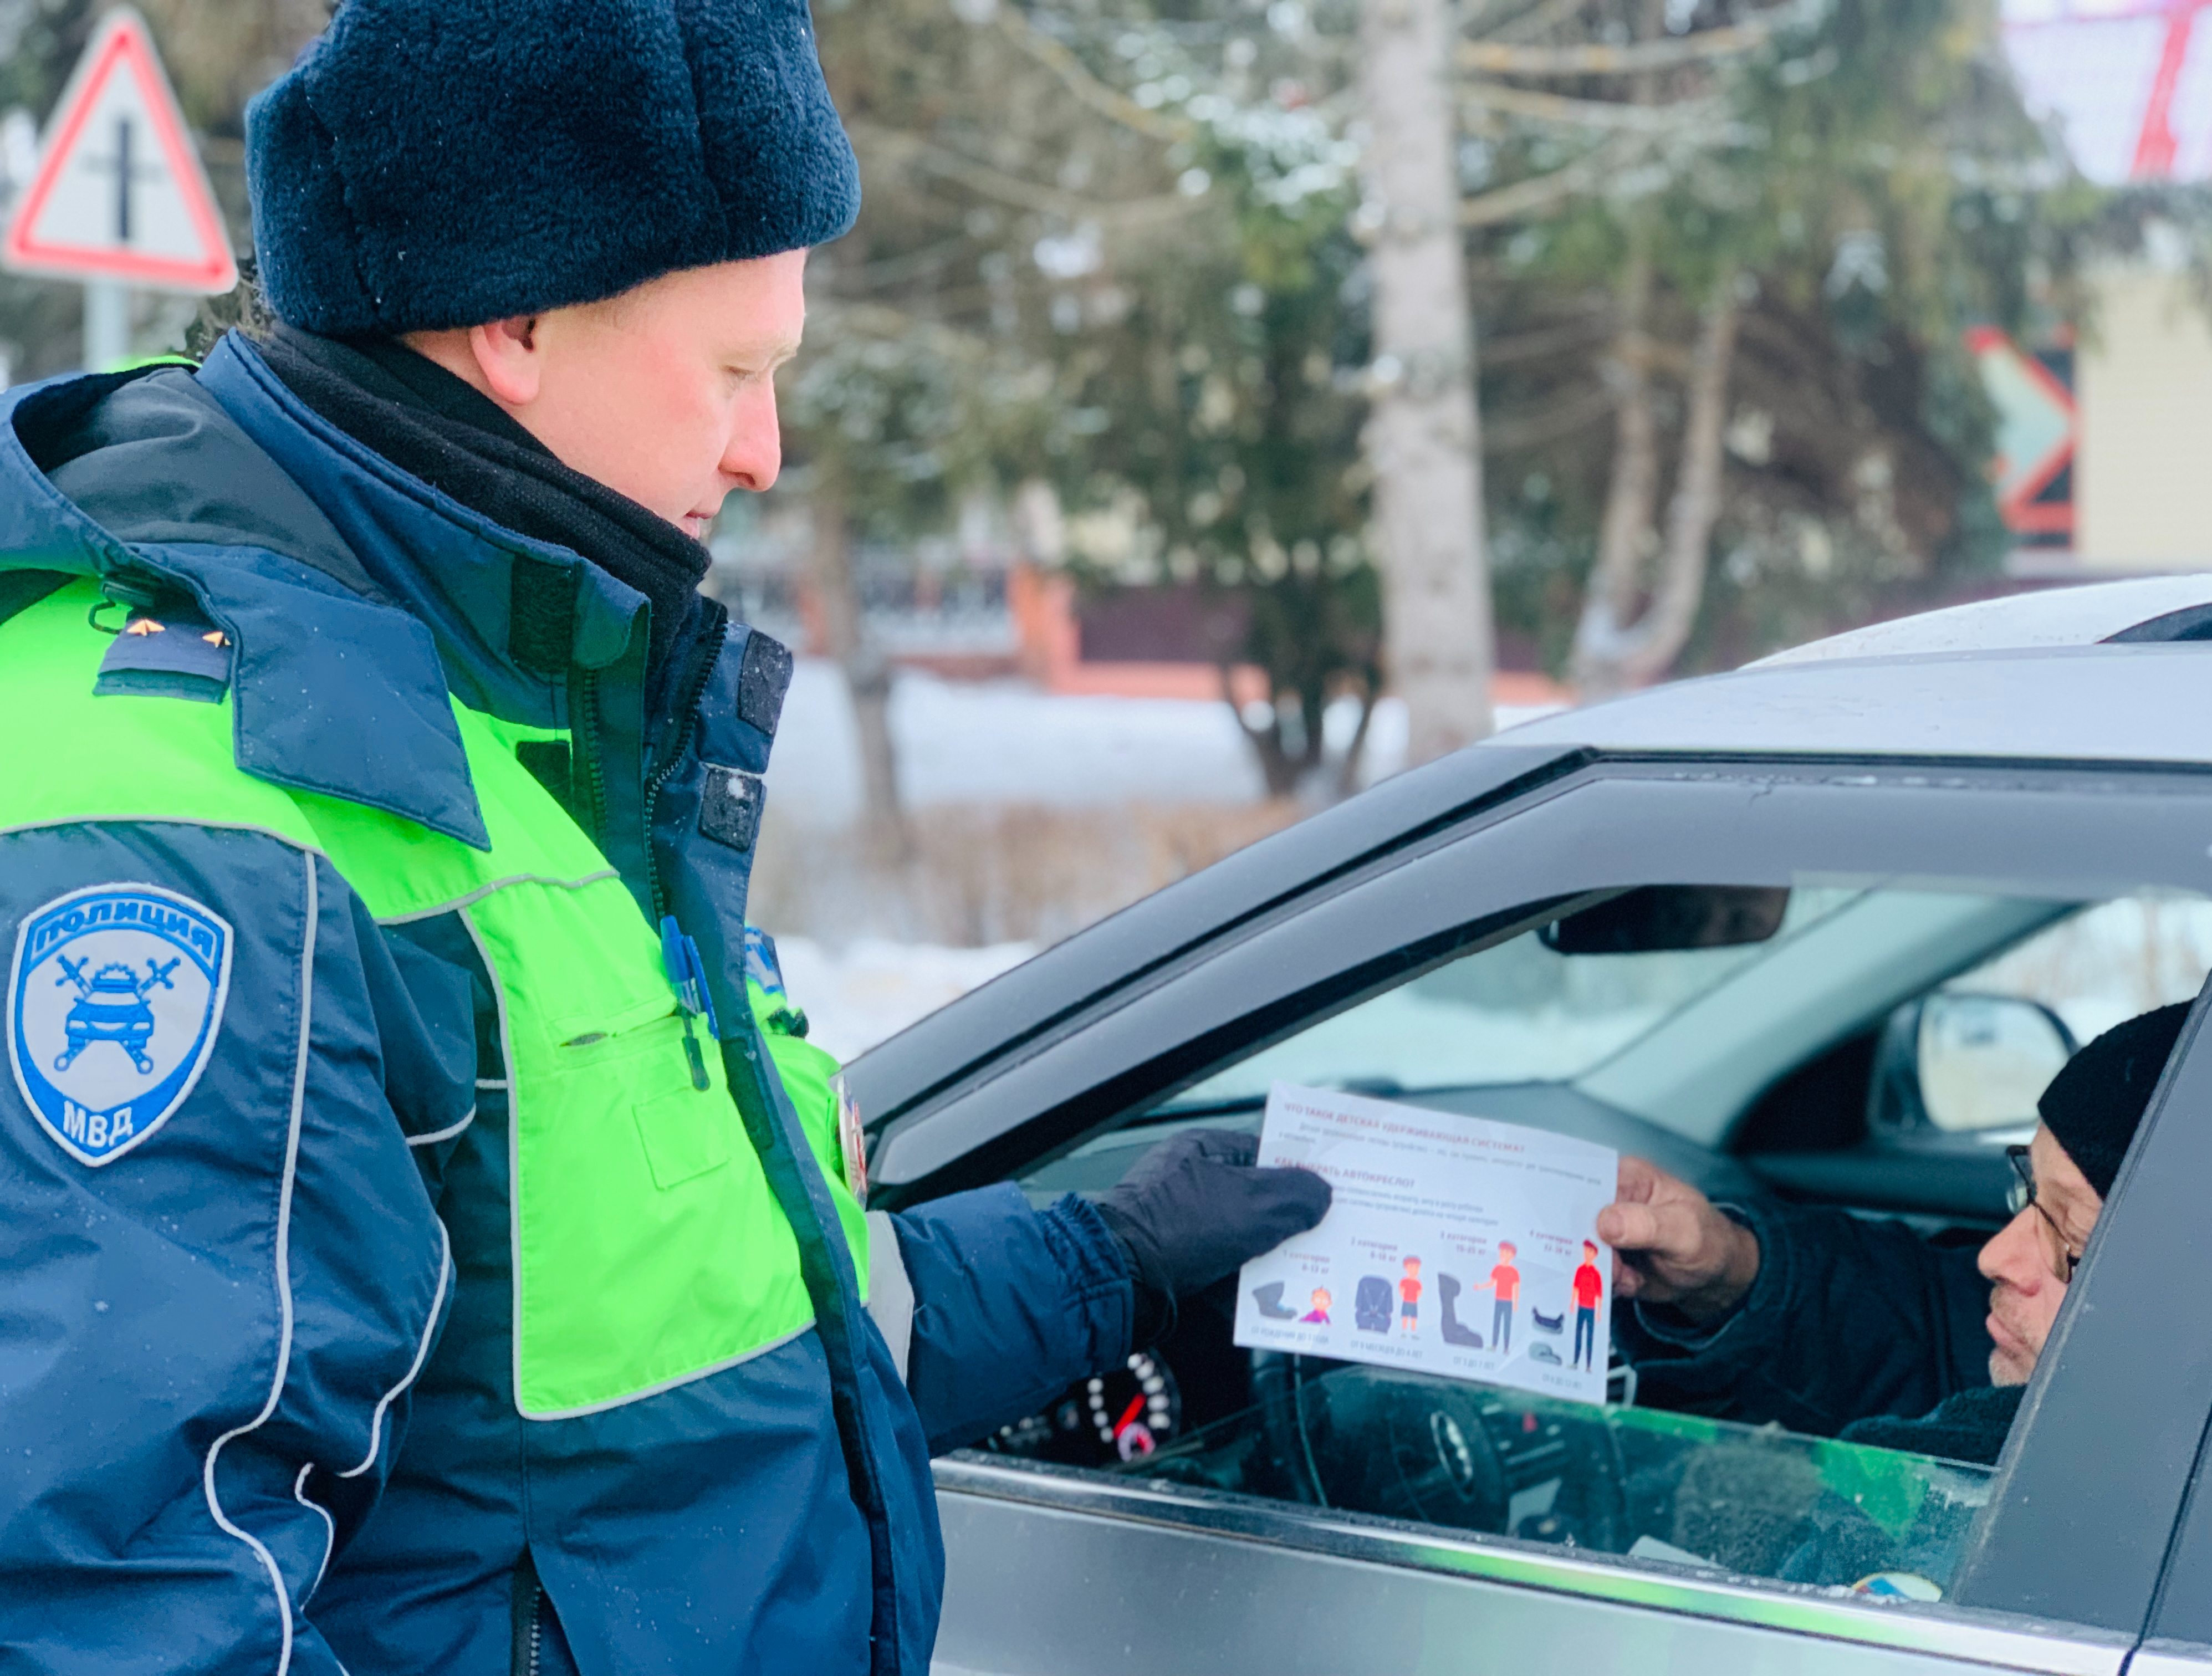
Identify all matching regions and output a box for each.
[1541,886,1790,956]
[1870,993,2076,1140]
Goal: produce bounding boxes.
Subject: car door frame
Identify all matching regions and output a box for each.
[870,757,2212,1205]
[929,1453,2138,1676]
[872,753,2212,1657]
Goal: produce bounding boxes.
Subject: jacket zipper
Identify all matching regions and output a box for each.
[632,605,728,1090]
[573,669,608,844]
[641,602,729,924]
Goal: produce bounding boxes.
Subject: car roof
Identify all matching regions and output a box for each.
[1496,574,2212,765]
[1752,573,2212,665]
[848,576,2212,1128]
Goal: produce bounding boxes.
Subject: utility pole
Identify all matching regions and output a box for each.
[1360,0,1496,762]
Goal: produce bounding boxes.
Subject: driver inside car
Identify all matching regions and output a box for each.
[1601,1003,2189,1470]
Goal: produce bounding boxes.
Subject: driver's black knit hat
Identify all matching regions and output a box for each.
[2038,1002,2191,1199]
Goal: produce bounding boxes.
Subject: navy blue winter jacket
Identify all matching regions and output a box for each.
[0,337,1132,1675]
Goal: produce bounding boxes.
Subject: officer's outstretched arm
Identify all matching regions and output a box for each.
[0,827,469,1672]
[743,951,1328,1455]
[744,951,1145,1454]
[879,1131,1329,1455]
[877,1184,1137,1454]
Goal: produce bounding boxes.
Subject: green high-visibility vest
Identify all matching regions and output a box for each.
[2,580,866,1418]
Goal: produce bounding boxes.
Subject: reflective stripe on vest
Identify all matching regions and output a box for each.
[0,580,868,1418]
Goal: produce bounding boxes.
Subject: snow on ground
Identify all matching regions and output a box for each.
[774,933,1037,1062]
[768,662,1268,826]
[766,658,1565,828]
[761,665,1567,1054]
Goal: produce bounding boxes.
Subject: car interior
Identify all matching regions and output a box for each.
[981,881,2212,1598]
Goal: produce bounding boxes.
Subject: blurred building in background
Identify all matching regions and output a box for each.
[711,508,1564,711]
[1988,0,2212,570]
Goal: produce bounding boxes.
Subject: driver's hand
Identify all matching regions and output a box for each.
[1596,1157,1761,1323]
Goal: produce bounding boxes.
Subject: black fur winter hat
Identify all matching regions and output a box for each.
[245,0,860,335]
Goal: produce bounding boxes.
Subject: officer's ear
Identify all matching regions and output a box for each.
[467,314,546,408]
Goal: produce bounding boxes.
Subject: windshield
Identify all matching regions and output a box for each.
[1162,887,1866,1110]
[1158,887,2212,1128]
[1118,1361,1992,1597]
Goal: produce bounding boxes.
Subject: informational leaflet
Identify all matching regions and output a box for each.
[1233,1083,1618,1405]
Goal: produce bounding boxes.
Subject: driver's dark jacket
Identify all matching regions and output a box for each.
[0,338,1135,1675]
[1620,1195,2022,1465]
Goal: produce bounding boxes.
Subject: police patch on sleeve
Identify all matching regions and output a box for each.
[8,884,233,1167]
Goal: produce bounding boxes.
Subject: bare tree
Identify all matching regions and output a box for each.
[802,468,907,859]
[1448,2,1781,699]
[1360,0,1498,763]
[1571,270,1741,698]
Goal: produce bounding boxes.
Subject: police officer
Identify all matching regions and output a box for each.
[0,3,1328,1670]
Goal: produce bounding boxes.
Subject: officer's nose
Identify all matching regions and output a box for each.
[722,384,782,494]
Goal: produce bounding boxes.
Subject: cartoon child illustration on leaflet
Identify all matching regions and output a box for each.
[1470,1241,1520,1352]
[1301,1286,1332,1325]
[1398,1256,1422,1336]
[1571,1239,1605,1372]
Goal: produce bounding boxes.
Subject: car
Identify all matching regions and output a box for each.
[845,573,2212,1676]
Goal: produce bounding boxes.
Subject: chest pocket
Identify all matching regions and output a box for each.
[466,877,815,1419]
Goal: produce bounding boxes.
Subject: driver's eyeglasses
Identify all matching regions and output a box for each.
[2005,1144,2081,1283]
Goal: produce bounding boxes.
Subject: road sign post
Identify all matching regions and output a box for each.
[82,279,127,373]
[0,8,237,371]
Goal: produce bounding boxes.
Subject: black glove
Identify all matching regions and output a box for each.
[1094,1130,1332,1347]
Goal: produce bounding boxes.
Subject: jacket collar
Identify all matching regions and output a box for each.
[197,335,646,704]
[0,337,651,850]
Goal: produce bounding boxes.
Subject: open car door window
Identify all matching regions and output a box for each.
[910,762,2212,1671]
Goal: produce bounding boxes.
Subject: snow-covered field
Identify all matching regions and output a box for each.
[768,662,1277,825]
[765,660,1565,828]
[758,662,1565,1053]
[774,934,1036,1062]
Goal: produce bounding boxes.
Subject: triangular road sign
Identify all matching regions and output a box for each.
[2,8,237,293]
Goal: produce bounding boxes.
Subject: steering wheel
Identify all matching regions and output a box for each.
[1250,1352,1629,1552]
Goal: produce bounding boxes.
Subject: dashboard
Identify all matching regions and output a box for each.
[988,1348,1186,1468]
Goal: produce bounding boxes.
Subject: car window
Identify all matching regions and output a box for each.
[1156,886,2212,1145]
[1902,896,2212,1137]
[1116,1362,1992,1598]
[999,878,2206,1621]
[1943,894,2212,1045]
